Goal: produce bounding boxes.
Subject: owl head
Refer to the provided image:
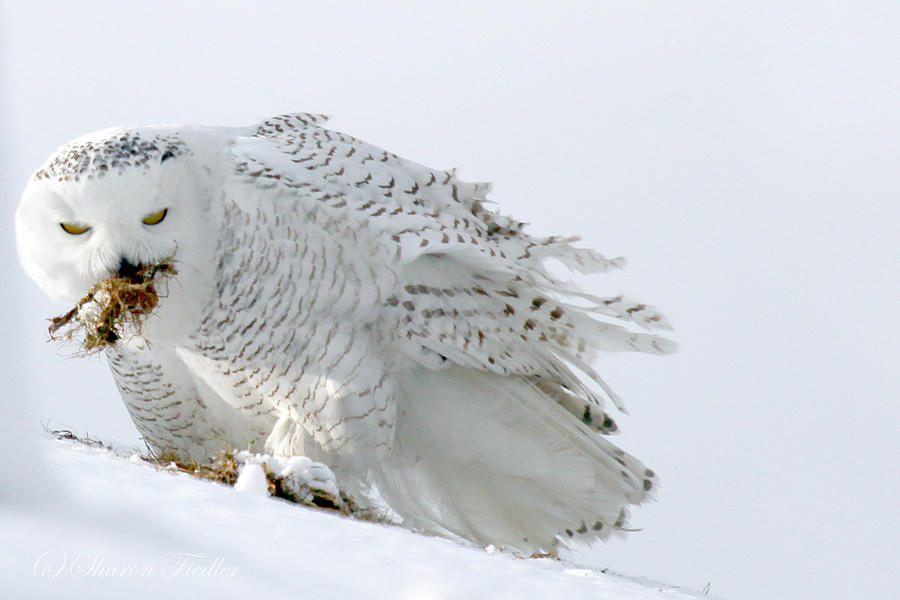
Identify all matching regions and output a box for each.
[16,126,226,305]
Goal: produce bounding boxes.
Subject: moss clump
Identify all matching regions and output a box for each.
[48,260,177,354]
[150,447,242,487]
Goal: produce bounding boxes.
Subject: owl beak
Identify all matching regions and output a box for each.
[117,257,143,280]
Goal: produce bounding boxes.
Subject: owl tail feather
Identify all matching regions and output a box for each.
[371,364,657,554]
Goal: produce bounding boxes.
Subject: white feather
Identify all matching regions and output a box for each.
[374,364,656,553]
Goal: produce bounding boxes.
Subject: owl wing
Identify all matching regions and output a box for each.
[213,113,674,459]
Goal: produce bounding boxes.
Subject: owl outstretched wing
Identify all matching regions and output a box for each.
[212,113,674,460]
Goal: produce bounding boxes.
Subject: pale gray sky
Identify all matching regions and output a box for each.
[2,2,898,599]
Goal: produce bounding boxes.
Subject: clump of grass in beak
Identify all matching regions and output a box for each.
[48,259,177,354]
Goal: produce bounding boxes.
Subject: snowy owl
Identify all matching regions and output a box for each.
[16,113,675,553]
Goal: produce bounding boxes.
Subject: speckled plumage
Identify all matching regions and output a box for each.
[17,113,675,553]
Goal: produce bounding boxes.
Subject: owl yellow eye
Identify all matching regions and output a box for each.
[142,208,168,225]
[60,222,91,235]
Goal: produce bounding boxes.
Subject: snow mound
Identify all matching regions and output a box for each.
[233,463,268,497]
[234,451,341,502]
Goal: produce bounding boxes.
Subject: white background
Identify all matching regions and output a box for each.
[2,2,897,599]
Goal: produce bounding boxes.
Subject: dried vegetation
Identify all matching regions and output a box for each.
[48,260,177,354]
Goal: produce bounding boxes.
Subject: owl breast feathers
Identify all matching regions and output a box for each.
[16,113,676,554]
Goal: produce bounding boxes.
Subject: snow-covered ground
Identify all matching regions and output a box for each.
[4,4,899,599]
[2,437,716,600]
